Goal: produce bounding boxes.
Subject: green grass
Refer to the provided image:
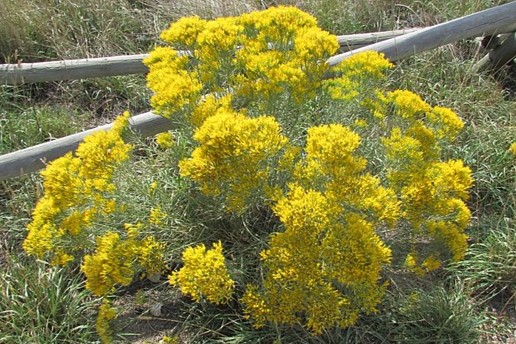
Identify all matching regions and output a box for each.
[450,218,516,301]
[375,282,486,344]
[0,0,515,343]
[0,258,98,343]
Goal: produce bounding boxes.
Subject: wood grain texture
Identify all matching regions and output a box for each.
[0,54,148,84]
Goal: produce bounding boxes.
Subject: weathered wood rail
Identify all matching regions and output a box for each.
[0,112,173,180]
[327,1,516,65]
[0,29,420,85]
[0,2,515,181]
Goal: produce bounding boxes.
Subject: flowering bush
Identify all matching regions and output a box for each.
[23,112,166,342]
[24,5,474,340]
[144,6,473,333]
[23,113,133,264]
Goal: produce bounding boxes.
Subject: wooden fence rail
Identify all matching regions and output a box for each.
[1,2,515,181]
[0,112,172,180]
[327,1,516,65]
[0,29,421,85]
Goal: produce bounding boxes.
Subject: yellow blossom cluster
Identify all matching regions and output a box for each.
[324,51,393,101]
[404,252,442,276]
[242,184,392,334]
[23,113,170,341]
[239,124,398,333]
[144,6,339,123]
[179,108,288,211]
[144,46,201,118]
[81,227,165,296]
[169,241,234,304]
[380,90,473,265]
[23,113,132,263]
[95,299,117,344]
[510,142,516,156]
[149,207,167,225]
[155,131,175,149]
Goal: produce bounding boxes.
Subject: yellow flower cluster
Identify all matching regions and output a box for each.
[23,113,132,262]
[381,90,473,265]
[81,227,165,296]
[169,241,234,304]
[324,51,393,101]
[96,299,117,344]
[233,8,338,103]
[144,6,339,122]
[155,132,175,149]
[144,46,202,118]
[240,124,397,333]
[149,207,167,225]
[292,124,400,225]
[510,142,516,156]
[404,253,442,276]
[243,184,392,334]
[179,109,288,211]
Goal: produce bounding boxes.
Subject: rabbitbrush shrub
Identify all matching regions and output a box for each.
[24,6,474,340]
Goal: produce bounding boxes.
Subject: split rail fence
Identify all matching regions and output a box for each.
[1,1,515,181]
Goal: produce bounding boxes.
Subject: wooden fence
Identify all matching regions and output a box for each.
[0,29,421,85]
[1,1,515,181]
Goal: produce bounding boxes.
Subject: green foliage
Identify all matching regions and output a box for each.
[0,0,153,62]
[378,283,486,344]
[19,6,467,336]
[0,0,258,64]
[0,91,86,154]
[450,218,516,300]
[0,259,97,343]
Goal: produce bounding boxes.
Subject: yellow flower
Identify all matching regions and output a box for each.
[148,181,158,194]
[155,132,175,149]
[179,110,288,211]
[387,90,432,119]
[333,51,394,78]
[96,299,117,344]
[160,16,208,47]
[24,113,132,263]
[147,69,203,118]
[145,6,475,334]
[149,207,167,225]
[81,231,165,296]
[301,124,365,178]
[325,51,393,101]
[191,93,233,128]
[169,241,234,304]
[51,250,75,266]
[509,142,516,156]
[243,185,391,333]
[428,106,464,140]
[81,232,135,296]
[422,256,442,272]
[138,236,166,277]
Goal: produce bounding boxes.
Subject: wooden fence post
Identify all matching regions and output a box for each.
[0,30,420,85]
[474,31,516,72]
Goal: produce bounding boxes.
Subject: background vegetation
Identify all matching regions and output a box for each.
[1,0,515,343]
